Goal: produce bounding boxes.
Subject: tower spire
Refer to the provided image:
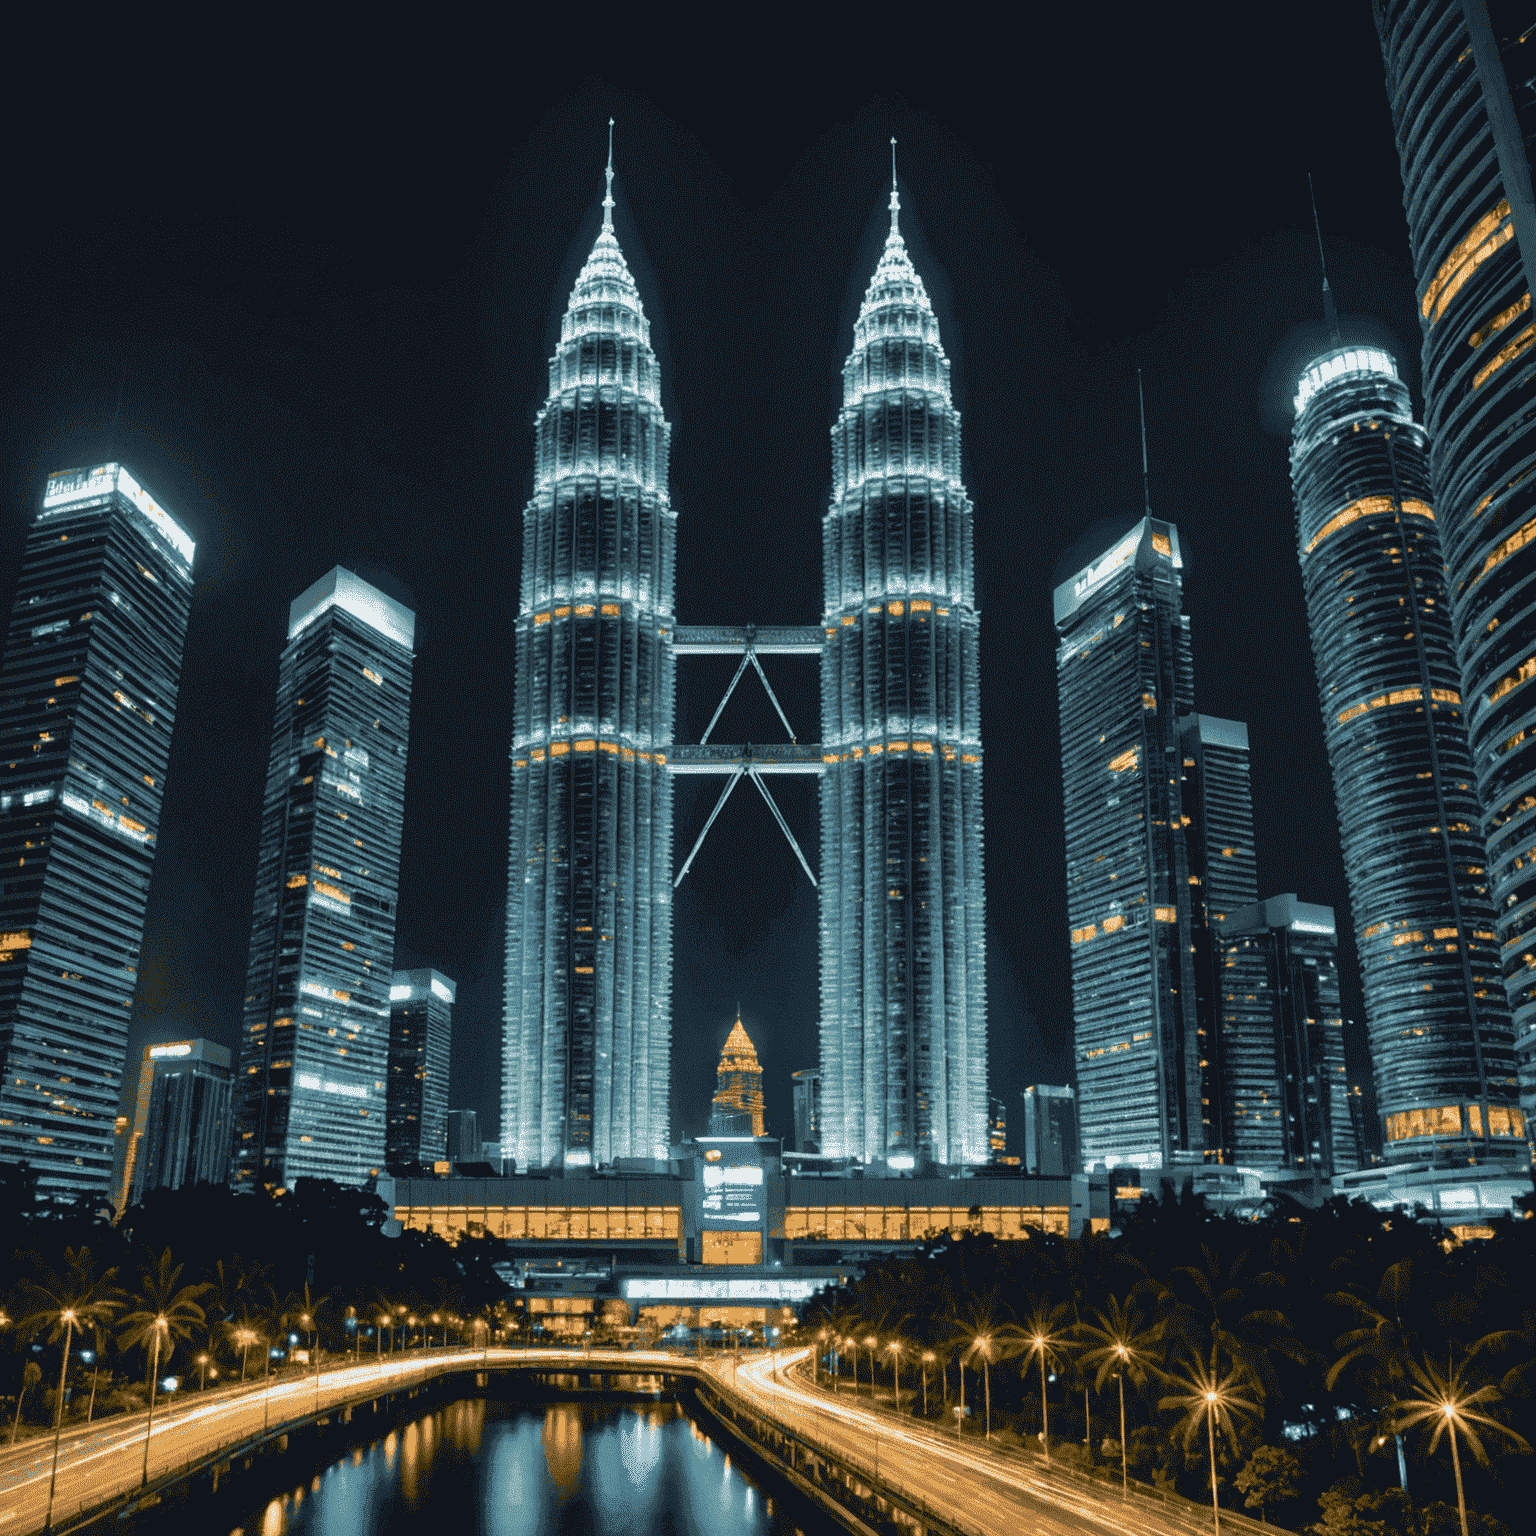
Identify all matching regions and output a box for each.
[603,117,615,232]
[1138,369,1153,519]
[1309,172,1342,347]
[889,136,900,232]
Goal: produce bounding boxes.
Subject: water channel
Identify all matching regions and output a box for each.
[198,1396,828,1536]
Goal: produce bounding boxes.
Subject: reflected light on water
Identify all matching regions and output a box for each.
[542,1404,583,1495]
[261,1498,283,1536]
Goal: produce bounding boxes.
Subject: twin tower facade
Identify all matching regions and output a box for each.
[501,155,988,1169]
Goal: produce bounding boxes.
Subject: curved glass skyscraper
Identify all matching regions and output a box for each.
[1375,1,1536,1134]
[818,172,987,1167]
[503,147,675,1169]
[1290,345,1521,1157]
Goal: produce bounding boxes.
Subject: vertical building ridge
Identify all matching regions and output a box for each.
[819,194,987,1167]
[503,171,676,1169]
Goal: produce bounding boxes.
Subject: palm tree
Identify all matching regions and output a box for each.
[1159,1352,1260,1536]
[231,1321,262,1382]
[1168,1244,1306,1408]
[1077,1293,1165,1496]
[1020,1300,1074,1461]
[117,1250,211,1488]
[9,1361,41,1445]
[16,1247,123,1531]
[1326,1260,1418,1487]
[1388,1350,1530,1536]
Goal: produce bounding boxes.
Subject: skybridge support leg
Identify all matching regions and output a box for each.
[674,768,744,888]
[749,767,817,887]
[700,653,752,746]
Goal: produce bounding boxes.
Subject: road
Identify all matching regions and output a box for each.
[0,1344,1270,1536]
[727,1349,1270,1536]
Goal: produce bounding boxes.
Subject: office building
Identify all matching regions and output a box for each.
[0,463,195,1202]
[790,1068,821,1153]
[1054,518,1201,1170]
[818,162,987,1167]
[233,567,416,1193]
[708,1014,765,1137]
[1290,342,1521,1157]
[447,1108,480,1166]
[1219,897,1357,1182]
[503,139,675,1170]
[1023,1084,1080,1178]
[1179,714,1260,1157]
[1375,6,1536,1131]
[385,968,455,1172]
[126,1037,233,1204]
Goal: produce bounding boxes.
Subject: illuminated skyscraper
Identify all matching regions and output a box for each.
[233,567,415,1193]
[1219,896,1357,1181]
[790,1067,821,1152]
[1375,5,1536,1133]
[503,136,675,1168]
[0,463,194,1202]
[127,1037,233,1204]
[1022,1084,1079,1177]
[1179,714,1259,1158]
[1054,518,1200,1170]
[1290,344,1521,1157]
[385,968,455,1172]
[819,159,987,1167]
[709,1013,765,1137]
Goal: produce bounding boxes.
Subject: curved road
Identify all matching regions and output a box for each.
[0,1344,1265,1536]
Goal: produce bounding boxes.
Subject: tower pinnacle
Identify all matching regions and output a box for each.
[1308,172,1341,347]
[1138,369,1153,519]
[603,117,615,231]
[889,136,900,232]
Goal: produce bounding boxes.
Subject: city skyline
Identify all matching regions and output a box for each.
[0,12,1446,1153]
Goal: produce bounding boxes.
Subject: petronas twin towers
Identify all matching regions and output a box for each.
[502,137,987,1170]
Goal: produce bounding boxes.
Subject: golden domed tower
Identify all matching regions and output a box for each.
[709,1013,765,1137]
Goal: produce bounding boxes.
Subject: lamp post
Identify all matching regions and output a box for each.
[43,1307,77,1532]
[972,1335,993,1440]
[234,1327,258,1383]
[1028,1331,1053,1463]
[1204,1390,1222,1536]
[921,1351,935,1417]
[196,1353,209,1392]
[845,1337,858,1395]
[884,1342,904,1415]
[139,1316,168,1488]
[815,1330,828,1387]
[863,1336,877,1401]
[1113,1343,1131,1497]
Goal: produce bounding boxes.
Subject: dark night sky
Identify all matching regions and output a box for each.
[0,9,1422,1154]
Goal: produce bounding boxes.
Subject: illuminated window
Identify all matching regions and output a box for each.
[1423,199,1512,325]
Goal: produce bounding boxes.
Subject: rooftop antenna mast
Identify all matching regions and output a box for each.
[1138,369,1153,519]
[1309,172,1343,347]
[889,136,900,232]
[603,117,615,231]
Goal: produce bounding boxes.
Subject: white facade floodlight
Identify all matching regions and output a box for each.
[1294,348,1399,416]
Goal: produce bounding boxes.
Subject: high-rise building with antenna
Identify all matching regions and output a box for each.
[1374,3,1536,1135]
[0,463,195,1203]
[1290,329,1521,1158]
[503,126,675,1169]
[233,567,416,1193]
[818,143,987,1167]
[1055,515,1201,1170]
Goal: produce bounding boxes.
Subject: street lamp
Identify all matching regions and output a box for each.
[1204,1389,1222,1536]
[1112,1342,1133,1497]
[139,1316,169,1488]
[815,1329,828,1387]
[1026,1330,1055,1463]
[921,1351,935,1417]
[44,1307,79,1531]
[862,1336,876,1401]
[884,1342,904,1415]
[844,1336,858,1395]
[971,1335,994,1440]
[196,1353,209,1391]
[233,1327,259,1383]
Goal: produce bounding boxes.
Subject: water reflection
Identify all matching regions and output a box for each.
[224,1398,807,1535]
